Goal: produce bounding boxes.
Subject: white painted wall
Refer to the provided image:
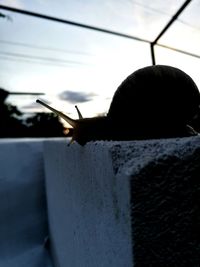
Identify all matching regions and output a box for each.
[1,136,200,267]
[44,140,133,267]
[0,139,53,267]
[44,136,200,267]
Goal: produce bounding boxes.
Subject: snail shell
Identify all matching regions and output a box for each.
[37,65,200,145]
[107,65,200,140]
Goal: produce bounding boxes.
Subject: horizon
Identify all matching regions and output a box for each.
[0,0,200,119]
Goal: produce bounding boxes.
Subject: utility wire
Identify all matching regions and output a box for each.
[132,1,174,17]
[1,2,200,64]
[0,51,90,66]
[152,0,193,45]
[151,0,193,65]
[0,55,79,68]
[157,43,200,59]
[0,39,93,56]
[0,4,149,43]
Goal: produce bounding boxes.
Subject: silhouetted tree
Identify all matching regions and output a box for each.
[0,88,27,137]
[25,112,65,137]
[0,88,65,138]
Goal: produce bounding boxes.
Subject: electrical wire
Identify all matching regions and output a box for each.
[0,55,79,68]
[0,39,93,56]
[0,4,149,43]
[0,51,90,66]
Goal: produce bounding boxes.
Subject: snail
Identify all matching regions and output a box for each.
[36,65,200,145]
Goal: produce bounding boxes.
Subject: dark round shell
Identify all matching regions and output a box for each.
[107,65,200,139]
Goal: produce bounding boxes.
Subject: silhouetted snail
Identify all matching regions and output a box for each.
[36,65,200,145]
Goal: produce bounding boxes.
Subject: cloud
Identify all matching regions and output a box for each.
[0,0,24,9]
[59,91,96,104]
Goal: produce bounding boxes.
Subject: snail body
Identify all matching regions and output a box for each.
[37,65,200,145]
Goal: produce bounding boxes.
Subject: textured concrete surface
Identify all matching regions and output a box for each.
[44,140,133,267]
[127,137,200,266]
[44,136,200,267]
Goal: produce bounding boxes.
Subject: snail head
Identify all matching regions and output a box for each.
[36,99,108,145]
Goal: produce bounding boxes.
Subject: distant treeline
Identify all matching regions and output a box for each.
[0,88,66,138]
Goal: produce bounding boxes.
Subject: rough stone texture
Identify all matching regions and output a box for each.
[44,136,200,267]
[109,136,200,266]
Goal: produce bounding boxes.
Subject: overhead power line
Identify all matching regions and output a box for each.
[0,55,80,68]
[9,92,44,95]
[0,39,92,56]
[0,51,89,66]
[0,4,149,43]
[151,0,193,64]
[0,1,199,65]
[157,44,200,59]
[152,0,193,45]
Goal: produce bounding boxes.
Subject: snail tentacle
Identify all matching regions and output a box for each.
[36,99,77,128]
[75,105,83,119]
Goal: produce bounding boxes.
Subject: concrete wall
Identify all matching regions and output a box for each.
[0,139,53,267]
[1,137,200,267]
[44,140,133,267]
[44,136,200,267]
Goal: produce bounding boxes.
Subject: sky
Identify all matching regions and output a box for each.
[0,0,200,120]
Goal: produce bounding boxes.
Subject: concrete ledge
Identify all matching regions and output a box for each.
[44,136,200,267]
